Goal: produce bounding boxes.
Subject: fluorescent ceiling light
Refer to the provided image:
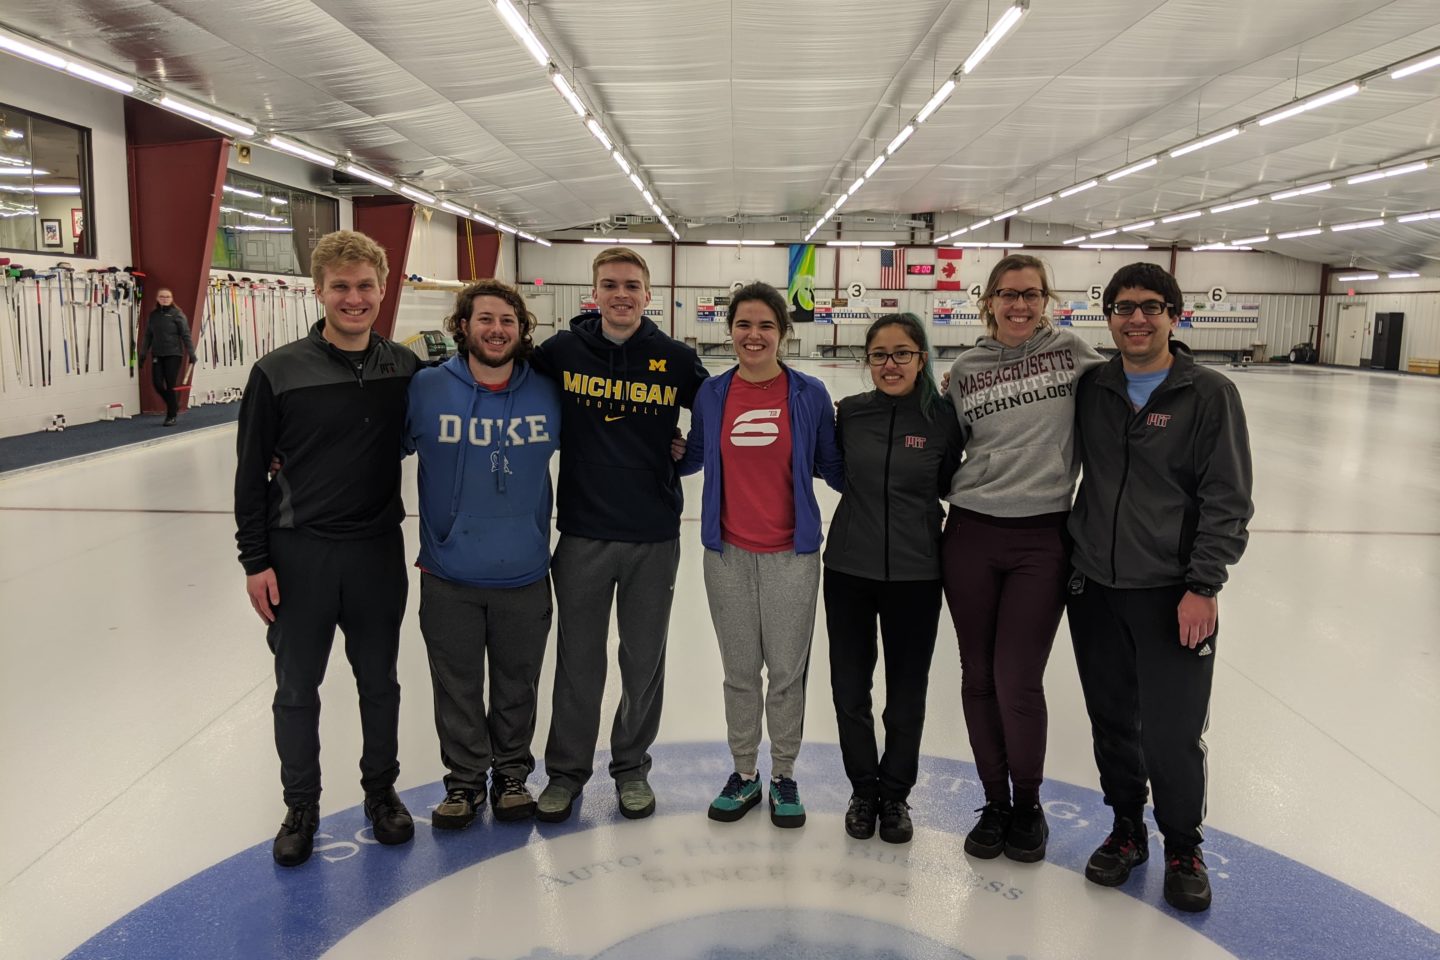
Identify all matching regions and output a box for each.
[1162,211,1204,223]
[223,184,262,199]
[585,118,612,151]
[1232,234,1271,245]
[1021,196,1053,212]
[1330,218,1385,232]
[1063,235,1086,244]
[473,214,496,226]
[344,163,394,188]
[864,156,886,178]
[398,185,437,204]
[1336,273,1379,281]
[993,208,1019,221]
[1089,229,1117,239]
[628,173,643,192]
[951,226,969,237]
[1106,157,1158,181]
[0,30,67,68]
[550,71,586,116]
[742,240,776,246]
[1123,220,1155,231]
[1388,271,1420,279]
[1391,52,1440,81]
[989,242,1024,248]
[848,177,866,196]
[1080,243,1148,250]
[157,96,256,137]
[826,241,861,247]
[1169,127,1242,159]
[1257,83,1362,126]
[642,190,653,204]
[1059,180,1098,198]
[1397,209,1440,223]
[612,151,631,175]
[1276,227,1323,239]
[0,167,40,176]
[64,62,135,94]
[534,238,553,247]
[706,240,743,246]
[824,206,837,219]
[269,197,288,206]
[886,125,915,155]
[861,241,896,247]
[952,241,1024,248]
[962,1,1028,75]
[1193,243,1253,251]
[1210,198,1262,214]
[932,233,953,243]
[496,223,519,234]
[439,201,469,216]
[970,218,992,229]
[915,79,957,124]
[266,136,337,167]
[1270,182,1331,200]
[34,185,80,194]
[834,192,850,209]
[494,0,549,66]
[1346,161,1428,185]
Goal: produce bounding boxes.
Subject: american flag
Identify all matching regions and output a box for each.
[880,247,906,289]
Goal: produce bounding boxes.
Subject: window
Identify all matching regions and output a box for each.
[212,170,340,277]
[0,103,94,258]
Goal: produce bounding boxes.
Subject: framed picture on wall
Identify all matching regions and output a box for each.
[71,208,84,239]
[41,219,63,248]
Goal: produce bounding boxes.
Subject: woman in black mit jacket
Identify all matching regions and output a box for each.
[824,313,963,843]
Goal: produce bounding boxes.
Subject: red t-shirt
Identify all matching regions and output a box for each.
[719,371,794,553]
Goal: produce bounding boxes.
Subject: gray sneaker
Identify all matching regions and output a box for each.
[617,779,656,819]
[536,781,577,823]
[490,773,537,821]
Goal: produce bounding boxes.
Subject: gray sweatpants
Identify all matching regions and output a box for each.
[543,534,681,790]
[702,543,821,778]
[419,572,553,791]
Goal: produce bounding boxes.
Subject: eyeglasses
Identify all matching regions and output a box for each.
[1108,300,1171,316]
[865,349,919,367]
[992,288,1045,305]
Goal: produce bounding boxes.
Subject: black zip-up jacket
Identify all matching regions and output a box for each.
[140,305,196,360]
[234,321,419,574]
[530,313,708,543]
[1068,349,1253,590]
[824,389,964,582]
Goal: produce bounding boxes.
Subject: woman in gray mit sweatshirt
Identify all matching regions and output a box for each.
[941,254,1105,864]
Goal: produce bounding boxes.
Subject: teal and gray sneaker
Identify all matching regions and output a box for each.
[708,772,761,822]
[768,776,806,828]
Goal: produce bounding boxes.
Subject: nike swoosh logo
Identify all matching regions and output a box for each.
[605,415,625,422]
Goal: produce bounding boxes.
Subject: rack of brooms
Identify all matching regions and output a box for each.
[196,275,312,371]
[0,261,147,391]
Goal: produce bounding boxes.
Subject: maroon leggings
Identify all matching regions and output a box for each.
[941,506,1069,806]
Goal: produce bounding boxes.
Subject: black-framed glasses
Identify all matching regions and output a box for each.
[993,288,1045,305]
[866,349,919,367]
[1108,300,1171,316]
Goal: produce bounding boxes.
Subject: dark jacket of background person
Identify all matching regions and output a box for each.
[141,304,196,360]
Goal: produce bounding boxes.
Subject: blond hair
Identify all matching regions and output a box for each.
[978,253,1056,338]
[310,230,389,291]
[591,246,651,290]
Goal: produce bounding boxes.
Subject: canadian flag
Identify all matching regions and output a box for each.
[937,248,963,290]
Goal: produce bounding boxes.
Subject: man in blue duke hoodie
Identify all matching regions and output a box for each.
[405,279,561,830]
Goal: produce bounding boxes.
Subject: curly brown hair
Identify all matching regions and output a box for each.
[444,279,535,360]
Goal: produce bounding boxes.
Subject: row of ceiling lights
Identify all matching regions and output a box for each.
[803,1,1031,243]
[0,24,553,246]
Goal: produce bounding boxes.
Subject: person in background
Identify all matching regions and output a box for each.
[234,230,419,867]
[678,281,843,829]
[141,288,197,426]
[405,279,561,830]
[942,253,1105,863]
[1067,261,1253,913]
[824,313,963,843]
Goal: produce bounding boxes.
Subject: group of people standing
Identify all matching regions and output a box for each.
[234,231,1252,917]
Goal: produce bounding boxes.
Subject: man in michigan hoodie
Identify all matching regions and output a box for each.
[529,246,709,821]
[405,279,561,830]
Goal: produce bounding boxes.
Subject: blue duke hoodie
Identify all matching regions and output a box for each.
[404,355,562,588]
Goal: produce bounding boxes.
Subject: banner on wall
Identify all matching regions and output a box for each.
[937,248,963,290]
[814,297,876,325]
[579,295,663,323]
[697,296,729,323]
[932,298,981,325]
[788,244,816,322]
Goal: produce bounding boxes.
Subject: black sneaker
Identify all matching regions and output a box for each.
[844,795,878,839]
[432,786,480,830]
[963,801,1012,859]
[1085,817,1150,886]
[363,787,415,845]
[878,799,913,844]
[1005,802,1049,862]
[272,802,319,867]
[162,416,176,427]
[1164,846,1212,912]
[490,773,538,821]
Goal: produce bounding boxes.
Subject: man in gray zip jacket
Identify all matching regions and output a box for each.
[1066,262,1253,914]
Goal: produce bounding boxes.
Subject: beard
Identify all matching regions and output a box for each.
[467,337,519,368]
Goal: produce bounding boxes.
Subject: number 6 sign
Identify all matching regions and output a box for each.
[1209,285,1227,304]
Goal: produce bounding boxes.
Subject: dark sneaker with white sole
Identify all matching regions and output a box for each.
[709,772,762,822]
[768,777,806,828]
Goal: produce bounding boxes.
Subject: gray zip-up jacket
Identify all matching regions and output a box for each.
[1068,350,1254,590]
[824,389,963,582]
[945,326,1105,517]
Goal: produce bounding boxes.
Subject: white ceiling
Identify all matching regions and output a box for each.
[7,0,1440,272]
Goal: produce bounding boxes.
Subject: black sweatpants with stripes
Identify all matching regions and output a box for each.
[1066,578,1216,851]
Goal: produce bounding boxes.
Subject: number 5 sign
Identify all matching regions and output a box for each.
[1088,284,1103,303]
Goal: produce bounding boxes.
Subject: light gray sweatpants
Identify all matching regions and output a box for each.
[702,543,822,778]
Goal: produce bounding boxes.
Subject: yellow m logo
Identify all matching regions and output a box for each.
[648,359,667,372]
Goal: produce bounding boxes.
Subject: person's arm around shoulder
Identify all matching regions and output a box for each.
[936,399,965,499]
[811,380,844,492]
[680,345,710,409]
[676,379,708,476]
[235,364,281,623]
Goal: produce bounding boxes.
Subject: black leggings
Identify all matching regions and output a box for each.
[151,355,183,418]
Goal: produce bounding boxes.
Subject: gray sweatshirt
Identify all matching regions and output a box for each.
[945,326,1105,518]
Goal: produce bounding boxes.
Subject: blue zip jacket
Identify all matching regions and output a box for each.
[679,365,844,554]
[404,356,561,588]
